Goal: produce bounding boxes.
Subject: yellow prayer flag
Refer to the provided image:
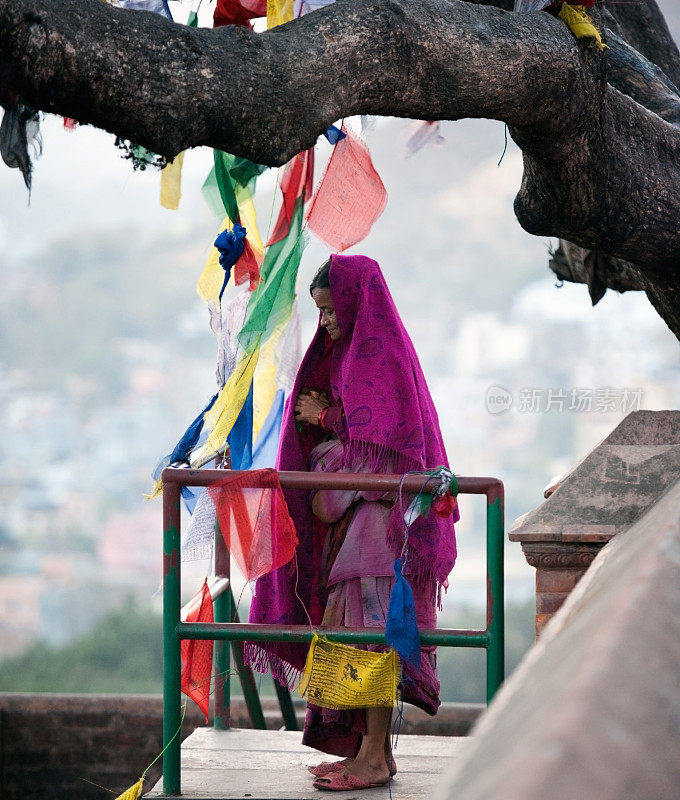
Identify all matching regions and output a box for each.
[252,315,290,438]
[267,0,294,28]
[160,152,185,210]
[191,348,260,465]
[113,778,144,800]
[299,634,399,710]
[197,215,232,305]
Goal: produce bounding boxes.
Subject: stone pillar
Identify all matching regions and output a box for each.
[507,411,680,637]
[520,542,604,636]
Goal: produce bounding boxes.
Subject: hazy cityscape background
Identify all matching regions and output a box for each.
[0,1,678,702]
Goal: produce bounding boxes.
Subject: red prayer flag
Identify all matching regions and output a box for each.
[267,149,315,246]
[214,0,266,28]
[181,579,214,722]
[207,468,298,583]
[234,238,261,291]
[306,124,387,252]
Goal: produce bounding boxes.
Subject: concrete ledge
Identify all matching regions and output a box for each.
[437,478,680,800]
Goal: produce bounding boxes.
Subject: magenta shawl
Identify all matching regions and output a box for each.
[245,254,458,685]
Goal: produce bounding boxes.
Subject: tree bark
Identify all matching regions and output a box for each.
[0,0,679,337]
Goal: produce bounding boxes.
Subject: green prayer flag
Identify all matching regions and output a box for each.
[203,153,269,220]
[238,199,306,353]
[202,166,225,218]
[230,157,268,190]
[213,151,240,224]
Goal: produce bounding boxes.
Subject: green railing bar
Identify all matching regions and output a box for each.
[162,482,182,797]
[486,496,505,702]
[175,622,491,649]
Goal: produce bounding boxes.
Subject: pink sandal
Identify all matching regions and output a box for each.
[309,760,397,778]
[307,762,345,778]
[313,771,389,791]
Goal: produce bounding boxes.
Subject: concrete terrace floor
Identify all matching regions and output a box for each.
[147,728,467,799]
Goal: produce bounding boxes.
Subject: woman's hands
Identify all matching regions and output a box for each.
[295,390,330,426]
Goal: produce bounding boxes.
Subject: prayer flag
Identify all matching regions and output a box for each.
[404,121,444,157]
[251,389,285,468]
[267,0,294,28]
[385,558,420,668]
[214,0,267,28]
[306,124,387,251]
[113,778,144,800]
[322,125,346,145]
[267,149,314,246]
[294,0,336,15]
[228,381,254,470]
[557,3,607,49]
[160,151,185,210]
[199,153,266,299]
[299,634,399,709]
[207,468,299,582]
[193,202,304,465]
[181,579,214,722]
[118,0,172,17]
[194,348,259,464]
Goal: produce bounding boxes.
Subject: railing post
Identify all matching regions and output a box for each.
[486,485,505,702]
[227,589,268,730]
[273,678,299,731]
[162,480,182,795]
[213,521,231,730]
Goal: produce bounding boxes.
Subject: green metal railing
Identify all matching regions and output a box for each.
[162,468,504,796]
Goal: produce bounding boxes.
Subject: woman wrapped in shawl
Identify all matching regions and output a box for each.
[245,254,458,790]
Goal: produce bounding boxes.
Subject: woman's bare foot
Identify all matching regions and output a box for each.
[342,755,390,786]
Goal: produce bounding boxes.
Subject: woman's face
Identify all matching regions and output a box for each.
[312,287,340,341]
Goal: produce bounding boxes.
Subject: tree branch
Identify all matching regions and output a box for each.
[606,31,680,125]
[604,0,680,89]
[1,0,679,336]
[0,0,583,162]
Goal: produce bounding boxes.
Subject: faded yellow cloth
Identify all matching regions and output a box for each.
[113,778,144,800]
[558,4,607,51]
[299,634,399,710]
[144,477,163,501]
[160,152,185,210]
[251,310,292,438]
[267,0,294,28]
[191,348,260,466]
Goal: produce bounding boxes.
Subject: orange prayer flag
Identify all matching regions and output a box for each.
[306,124,387,252]
[181,579,214,722]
